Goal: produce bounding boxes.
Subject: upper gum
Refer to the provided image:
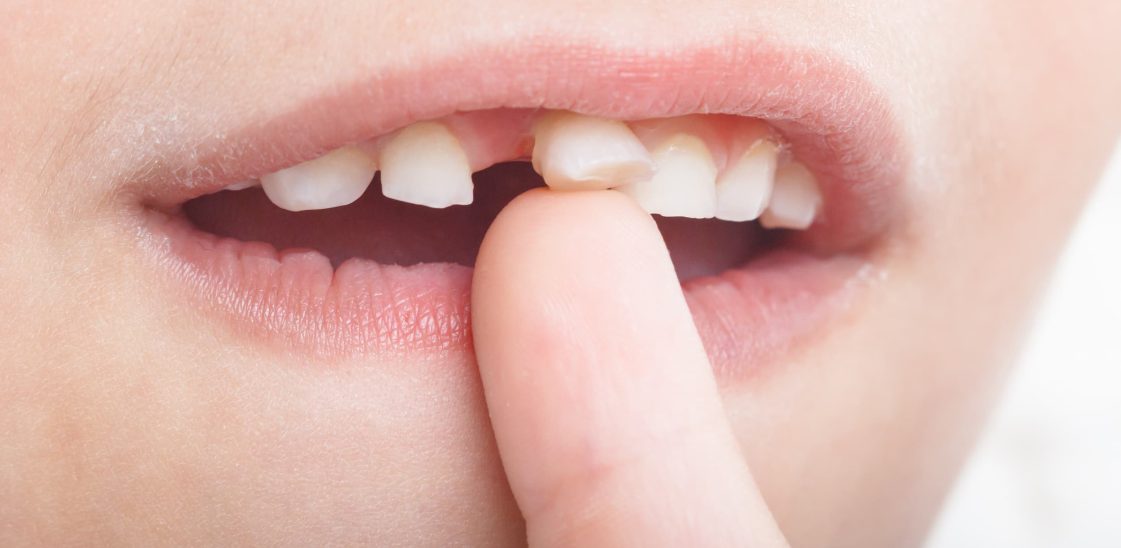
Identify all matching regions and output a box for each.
[353,109,785,174]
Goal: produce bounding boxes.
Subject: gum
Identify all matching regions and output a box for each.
[356,109,785,177]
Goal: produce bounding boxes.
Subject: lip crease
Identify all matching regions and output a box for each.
[131,36,908,376]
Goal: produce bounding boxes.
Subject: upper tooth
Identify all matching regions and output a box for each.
[379,122,474,208]
[260,146,376,212]
[531,112,654,191]
[759,162,822,230]
[616,134,718,218]
[715,140,778,222]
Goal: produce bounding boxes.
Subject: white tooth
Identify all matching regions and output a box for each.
[379,122,474,208]
[715,140,778,222]
[759,162,822,230]
[260,146,376,212]
[224,181,258,192]
[531,112,654,191]
[616,134,717,218]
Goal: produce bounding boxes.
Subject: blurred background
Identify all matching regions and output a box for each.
[927,142,1121,547]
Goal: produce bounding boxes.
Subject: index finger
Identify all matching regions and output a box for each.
[471,188,789,547]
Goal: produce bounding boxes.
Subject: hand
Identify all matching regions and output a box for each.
[472,189,789,547]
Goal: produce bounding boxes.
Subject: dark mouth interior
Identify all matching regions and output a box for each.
[183,162,775,281]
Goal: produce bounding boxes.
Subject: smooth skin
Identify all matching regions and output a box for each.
[3,1,1121,547]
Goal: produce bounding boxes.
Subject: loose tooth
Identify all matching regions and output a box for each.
[531,112,654,191]
[616,134,718,218]
[260,146,376,212]
[759,162,822,230]
[380,122,474,208]
[715,140,778,222]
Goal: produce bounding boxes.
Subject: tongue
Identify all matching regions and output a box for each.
[184,162,765,277]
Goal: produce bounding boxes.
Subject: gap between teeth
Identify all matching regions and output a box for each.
[241,112,822,229]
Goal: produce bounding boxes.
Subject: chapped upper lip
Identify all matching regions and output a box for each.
[127,33,910,371]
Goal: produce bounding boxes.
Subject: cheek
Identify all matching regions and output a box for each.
[201,356,521,545]
[10,319,524,545]
[714,6,1121,545]
[186,355,522,545]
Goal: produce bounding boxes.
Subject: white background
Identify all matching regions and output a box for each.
[927,142,1121,547]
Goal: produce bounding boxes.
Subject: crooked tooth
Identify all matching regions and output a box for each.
[616,134,718,218]
[380,122,474,208]
[759,162,822,230]
[531,112,654,191]
[260,146,376,212]
[715,140,779,222]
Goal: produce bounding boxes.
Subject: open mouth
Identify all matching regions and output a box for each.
[126,39,907,377]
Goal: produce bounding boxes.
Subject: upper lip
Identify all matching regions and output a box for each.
[131,34,907,251]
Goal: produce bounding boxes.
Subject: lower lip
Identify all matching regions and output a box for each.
[141,206,871,377]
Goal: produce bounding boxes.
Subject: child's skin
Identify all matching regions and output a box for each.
[2,1,1120,546]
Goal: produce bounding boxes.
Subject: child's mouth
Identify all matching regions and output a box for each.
[126,39,908,376]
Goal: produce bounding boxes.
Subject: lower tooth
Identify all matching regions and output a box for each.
[260,146,377,212]
[759,162,822,230]
[379,122,474,208]
[715,140,778,222]
[616,134,717,219]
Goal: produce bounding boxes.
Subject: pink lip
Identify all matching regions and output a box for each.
[133,37,908,374]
